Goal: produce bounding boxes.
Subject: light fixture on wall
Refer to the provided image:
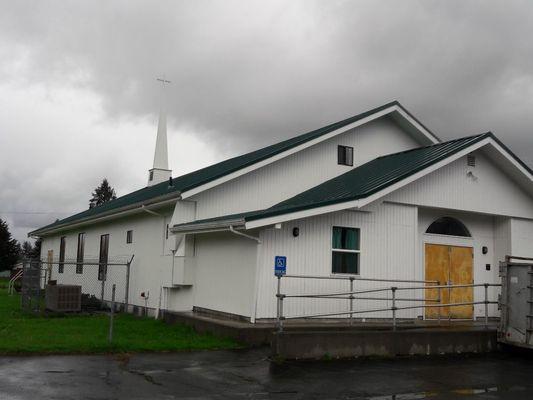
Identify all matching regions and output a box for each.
[292,227,300,237]
[482,246,488,255]
[466,171,478,181]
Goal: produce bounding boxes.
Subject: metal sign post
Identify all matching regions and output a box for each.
[275,256,287,332]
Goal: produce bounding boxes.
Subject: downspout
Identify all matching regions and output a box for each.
[228,225,262,323]
[229,225,261,243]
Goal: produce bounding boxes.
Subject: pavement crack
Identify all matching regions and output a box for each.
[125,369,163,386]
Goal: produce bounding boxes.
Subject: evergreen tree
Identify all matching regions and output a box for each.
[31,238,42,260]
[89,178,117,209]
[0,219,20,271]
[21,241,34,259]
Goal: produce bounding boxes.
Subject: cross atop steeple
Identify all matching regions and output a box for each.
[148,78,172,186]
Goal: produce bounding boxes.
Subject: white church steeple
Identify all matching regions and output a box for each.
[148,78,172,186]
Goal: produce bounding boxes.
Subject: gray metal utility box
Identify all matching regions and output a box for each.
[499,257,533,349]
[45,284,82,312]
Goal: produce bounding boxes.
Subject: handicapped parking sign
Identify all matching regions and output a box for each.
[274,256,287,276]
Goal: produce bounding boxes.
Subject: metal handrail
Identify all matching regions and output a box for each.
[275,274,501,332]
[8,269,23,295]
[290,295,439,302]
[282,283,501,299]
[282,274,438,284]
[282,301,500,320]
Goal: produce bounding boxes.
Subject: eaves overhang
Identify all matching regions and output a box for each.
[29,192,181,237]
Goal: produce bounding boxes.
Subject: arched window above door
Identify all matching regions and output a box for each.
[426,217,471,237]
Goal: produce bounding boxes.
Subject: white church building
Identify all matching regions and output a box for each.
[30,101,533,322]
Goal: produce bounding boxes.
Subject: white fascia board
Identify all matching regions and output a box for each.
[180,105,433,199]
[244,200,362,229]
[394,106,440,144]
[488,139,533,182]
[170,219,245,234]
[31,196,178,237]
[245,138,493,229]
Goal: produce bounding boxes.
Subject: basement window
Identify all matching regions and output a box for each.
[126,230,133,244]
[332,226,360,274]
[337,145,354,166]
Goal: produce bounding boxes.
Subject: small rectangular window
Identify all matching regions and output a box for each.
[332,226,360,274]
[98,234,109,281]
[76,233,85,274]
[467,154,476,167]
[337,145,354,166]
[58,236,66,273]
[126,230,133,244]
[166,224,169,239]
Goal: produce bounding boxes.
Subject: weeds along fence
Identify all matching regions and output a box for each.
[34,256,133,312]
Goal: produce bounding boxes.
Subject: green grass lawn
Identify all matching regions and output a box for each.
[0,283,239,354]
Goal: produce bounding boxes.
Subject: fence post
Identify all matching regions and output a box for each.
[484,283,489,329]
[349,277,354,326]
[108,284,116,343]
[100,273,106,309]
[125,259,131,313]
[391,286,397,331]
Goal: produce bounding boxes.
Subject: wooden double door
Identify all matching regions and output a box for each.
[425,244,474,319]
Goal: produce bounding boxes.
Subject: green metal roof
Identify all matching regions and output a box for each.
[32,101,430,235]
[173,132,497,230]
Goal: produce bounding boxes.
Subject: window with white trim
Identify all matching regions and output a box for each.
[332,226,360,274]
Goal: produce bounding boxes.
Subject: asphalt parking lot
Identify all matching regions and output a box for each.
[2,348,533,399]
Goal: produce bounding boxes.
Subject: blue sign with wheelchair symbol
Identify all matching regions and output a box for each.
[274,256,286,276]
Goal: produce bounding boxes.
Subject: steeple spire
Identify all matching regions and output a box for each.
[148,78,172,186]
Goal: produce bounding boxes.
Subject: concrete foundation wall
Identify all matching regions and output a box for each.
[272,329,498,359]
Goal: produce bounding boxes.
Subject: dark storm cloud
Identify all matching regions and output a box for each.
[1,0,533,241]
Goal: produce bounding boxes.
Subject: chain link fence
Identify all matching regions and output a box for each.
[19,256,133,313]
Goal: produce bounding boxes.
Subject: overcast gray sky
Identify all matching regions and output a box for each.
[1,0,533,243]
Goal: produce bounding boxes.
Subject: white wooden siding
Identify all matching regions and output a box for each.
[40,207,177,310]
[192,232,258,318]
[510,218,533,258]
[254,203,419,320]
[387,151,533,219]
[190,117,420,221]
